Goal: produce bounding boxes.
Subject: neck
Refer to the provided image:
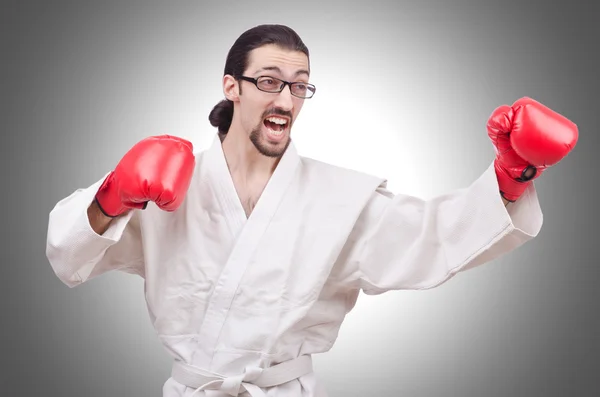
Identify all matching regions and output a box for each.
[221,122,280,184]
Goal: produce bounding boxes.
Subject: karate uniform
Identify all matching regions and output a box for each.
[46,134,543,396]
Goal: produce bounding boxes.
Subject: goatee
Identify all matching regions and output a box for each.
[249,126,291,158]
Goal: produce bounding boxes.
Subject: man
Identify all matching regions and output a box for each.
[46,24,578,397]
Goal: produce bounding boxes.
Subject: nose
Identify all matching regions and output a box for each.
[273,84,294,111]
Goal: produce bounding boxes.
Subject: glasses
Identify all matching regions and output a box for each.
[238,76,316,99]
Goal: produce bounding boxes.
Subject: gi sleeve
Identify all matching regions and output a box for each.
[45,173,145,288]
[351,162,543,295]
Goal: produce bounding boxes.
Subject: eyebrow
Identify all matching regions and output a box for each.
[255,66,310,78]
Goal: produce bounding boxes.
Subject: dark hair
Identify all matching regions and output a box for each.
[208,24,310,140]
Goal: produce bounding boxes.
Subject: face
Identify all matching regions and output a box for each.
[224,44,310,158]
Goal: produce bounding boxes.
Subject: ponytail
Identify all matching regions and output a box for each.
[208,99,234,139]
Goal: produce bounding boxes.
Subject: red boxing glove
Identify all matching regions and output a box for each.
[95,135,196,217]
[487,97,578,202]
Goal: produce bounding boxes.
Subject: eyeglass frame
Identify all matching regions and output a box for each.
[237,75,316,99]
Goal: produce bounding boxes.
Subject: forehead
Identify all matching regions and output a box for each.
[246,44,309,77]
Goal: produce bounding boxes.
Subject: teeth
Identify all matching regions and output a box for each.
[269,129,283,136]
[266,117,288,125]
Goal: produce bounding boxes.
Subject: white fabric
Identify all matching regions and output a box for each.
[172,355,313,397]
[46,133,543,396]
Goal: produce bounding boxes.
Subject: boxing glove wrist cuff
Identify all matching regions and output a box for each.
[95,172,127,217]
[494,162,531,202]
[94,196,118,218]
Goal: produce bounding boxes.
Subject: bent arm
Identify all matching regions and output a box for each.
[338,162,543,295]
[46,173,145,288]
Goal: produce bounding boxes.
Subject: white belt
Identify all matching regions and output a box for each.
[171,355,313,397]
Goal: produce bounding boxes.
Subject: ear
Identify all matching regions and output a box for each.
[223,75,239,102]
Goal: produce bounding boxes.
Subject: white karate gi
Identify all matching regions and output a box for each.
[46,134,543,396]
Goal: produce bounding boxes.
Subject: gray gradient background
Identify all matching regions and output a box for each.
[2,0,599,396]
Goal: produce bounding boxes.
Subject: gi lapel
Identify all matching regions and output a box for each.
[202,135,247,241]
[193,134,301,367]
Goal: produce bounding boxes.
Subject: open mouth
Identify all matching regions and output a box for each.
[263,116,289,139]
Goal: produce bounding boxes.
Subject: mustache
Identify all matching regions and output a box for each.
[262,108,293,120]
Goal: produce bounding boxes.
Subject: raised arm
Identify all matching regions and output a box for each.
[349,165,542,294]
[333,97,577,294]
[46,135,196,287]
[46,175,144,287]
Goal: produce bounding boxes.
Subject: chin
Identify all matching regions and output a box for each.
[251,130,290,158]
